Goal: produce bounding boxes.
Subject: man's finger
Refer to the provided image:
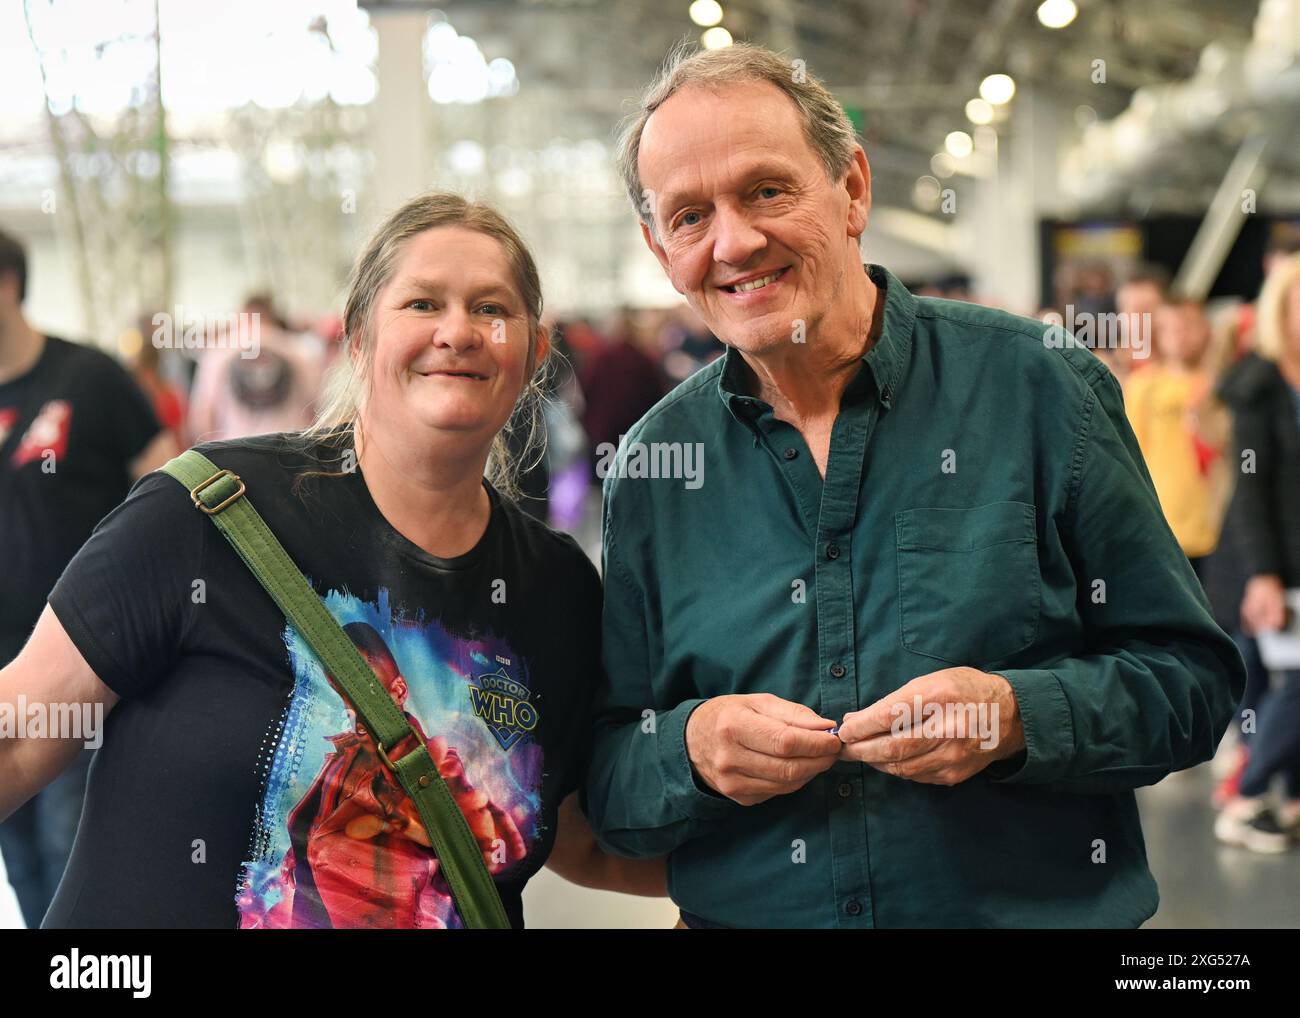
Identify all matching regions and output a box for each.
[837,699,900,743]
[837,732,944,765]
[748,694,838,730]
[737,712,842,758]
[727,745,839,784]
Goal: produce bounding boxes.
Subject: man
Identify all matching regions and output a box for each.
[584,44,1244,928]
[1112,263,1169,382]
[0,228,174,927]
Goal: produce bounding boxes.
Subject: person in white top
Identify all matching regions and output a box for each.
[187,295,326,442]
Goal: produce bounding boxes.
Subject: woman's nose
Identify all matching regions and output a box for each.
[433,306,482,351]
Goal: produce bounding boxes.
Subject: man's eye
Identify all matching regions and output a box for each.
[757,186,781,199]
[677,211,703,229]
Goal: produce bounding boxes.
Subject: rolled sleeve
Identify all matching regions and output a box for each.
[985,668,1074,784]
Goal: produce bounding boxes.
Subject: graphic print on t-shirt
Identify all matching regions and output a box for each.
[11,399,72,468]
[0,407,17,448]
[236,587,543,929]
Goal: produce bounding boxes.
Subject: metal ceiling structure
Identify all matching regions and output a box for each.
[403,0,1261,212]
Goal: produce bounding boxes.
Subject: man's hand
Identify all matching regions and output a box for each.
[837,667,1025,786]
[1241,574,1287,636]
[685,693,841,806]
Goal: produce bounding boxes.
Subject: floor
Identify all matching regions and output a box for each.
[1139,764,1300,928]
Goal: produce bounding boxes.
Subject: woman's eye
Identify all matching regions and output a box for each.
[477,303,505,316]
[407,299,434,311]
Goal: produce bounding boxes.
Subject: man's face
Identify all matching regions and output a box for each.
[637,79,870,356]
[1116,280,1162,319]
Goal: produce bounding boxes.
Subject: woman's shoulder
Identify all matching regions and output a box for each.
[189,430,342,478]
[493,494,600,592]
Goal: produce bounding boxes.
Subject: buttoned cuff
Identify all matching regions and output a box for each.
[658,698,741,819]
[984,669,1075,784]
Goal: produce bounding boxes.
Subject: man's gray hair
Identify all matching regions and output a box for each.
[616,40,860,231]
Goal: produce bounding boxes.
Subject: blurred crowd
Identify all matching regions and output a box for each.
[1044,239,1300,856]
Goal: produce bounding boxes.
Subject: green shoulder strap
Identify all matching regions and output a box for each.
[160,449,511,930]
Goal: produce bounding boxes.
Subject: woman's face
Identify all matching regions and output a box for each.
[365,226,541,450]
[1285,279,1300,357]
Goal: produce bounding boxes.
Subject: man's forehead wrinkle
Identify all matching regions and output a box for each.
[651,142,797,210]
[640,81,798,188]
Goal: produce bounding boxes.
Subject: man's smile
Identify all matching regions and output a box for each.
[718,266,791,298]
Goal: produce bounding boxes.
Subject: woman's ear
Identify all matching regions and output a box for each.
[528,323,551,377]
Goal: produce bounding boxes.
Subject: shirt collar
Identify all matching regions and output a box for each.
[717,263,916,424]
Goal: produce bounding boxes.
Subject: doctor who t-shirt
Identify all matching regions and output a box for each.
[45,430,602,929]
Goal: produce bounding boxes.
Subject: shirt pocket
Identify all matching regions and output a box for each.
[894,501,1040,668]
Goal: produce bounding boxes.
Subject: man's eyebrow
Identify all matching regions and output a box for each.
[657,161,800,213]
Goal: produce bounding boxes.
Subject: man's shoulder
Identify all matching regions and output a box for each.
[913,296,1112,391]
[623,356,726,443]
[44,335,134,381]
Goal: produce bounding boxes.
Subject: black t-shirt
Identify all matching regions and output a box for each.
[0,335,160,664]
[45,430,602,929]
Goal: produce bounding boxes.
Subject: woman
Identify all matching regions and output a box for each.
[1205,252,1300,853]
[0,192,663,927]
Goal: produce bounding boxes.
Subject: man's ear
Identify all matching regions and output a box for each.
[0,269,17,310]
[845,145,871,239]
[640,220,684,295]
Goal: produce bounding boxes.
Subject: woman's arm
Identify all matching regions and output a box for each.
[0,604,120,822]
[544,792,667,897]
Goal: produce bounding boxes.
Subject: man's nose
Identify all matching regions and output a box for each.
[711,205,766,268]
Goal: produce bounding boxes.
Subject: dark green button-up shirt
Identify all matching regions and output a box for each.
[585,264,1244,928]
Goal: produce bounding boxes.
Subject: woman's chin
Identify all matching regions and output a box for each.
[409,410,503,439]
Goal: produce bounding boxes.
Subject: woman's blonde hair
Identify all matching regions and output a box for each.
[305,191,548,500]
[1255,251,1300,362]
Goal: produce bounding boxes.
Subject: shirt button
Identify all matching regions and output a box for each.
[881,385,893,403]
[837,781,854,799]
[845,899,863,917]
[830,662,846,678]
[826,543,840,559]
[783,447,798,460]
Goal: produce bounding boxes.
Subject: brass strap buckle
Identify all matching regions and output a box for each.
[190,469,246,515]
[378,739,432,788]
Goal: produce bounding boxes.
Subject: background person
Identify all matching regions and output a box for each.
[0,227,174,928]
[1205,253,1300,852]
